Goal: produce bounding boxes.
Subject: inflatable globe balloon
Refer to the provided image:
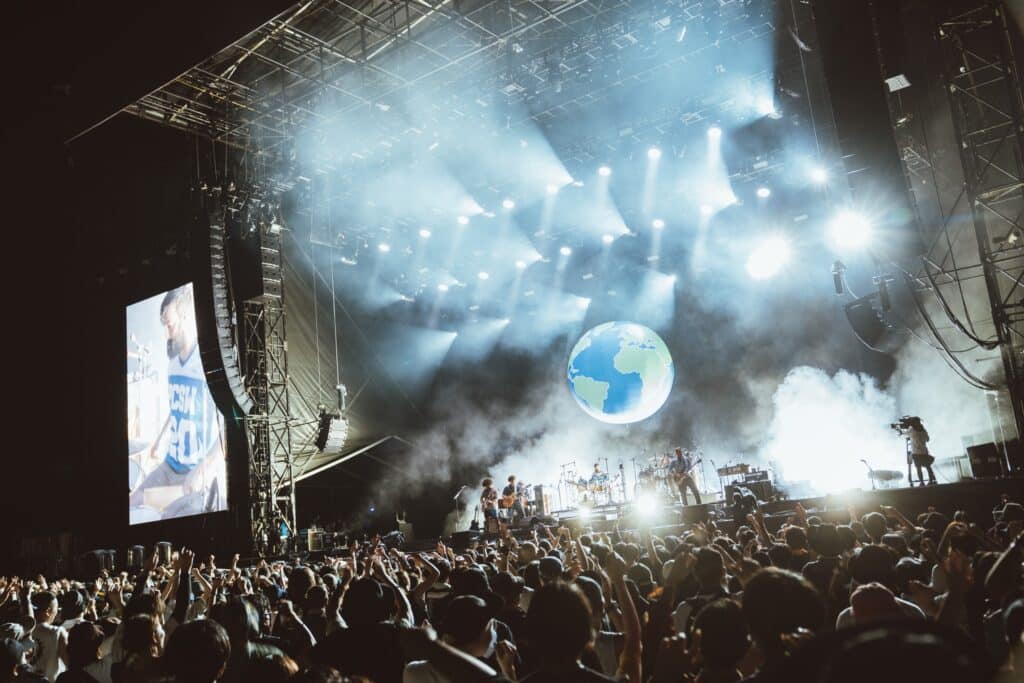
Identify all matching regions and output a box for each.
[567,321,674,424]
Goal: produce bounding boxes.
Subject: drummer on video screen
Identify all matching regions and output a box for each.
[129,285,224,512]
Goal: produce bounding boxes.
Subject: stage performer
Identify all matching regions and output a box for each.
[480,478,499,520]
[502,475,526,522]
[669,447,702,506]
[130,285,225,514]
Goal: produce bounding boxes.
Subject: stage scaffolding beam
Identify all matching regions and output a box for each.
[936,1,1024,440]
[244,222,296,556]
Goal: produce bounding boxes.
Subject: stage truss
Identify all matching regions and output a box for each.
[76,0,841,546]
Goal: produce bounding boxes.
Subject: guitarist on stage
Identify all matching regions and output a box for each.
[502,475,527,522]
[669,447,702,505]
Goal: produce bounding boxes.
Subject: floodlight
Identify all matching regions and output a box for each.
[598,165,612,177]
[708,125,722,139]
[829,211,873,249]
[515,260,527,269]
[652,218,665,229]
[457,215,470,225]
[437,283,449,292]
[560,246,572,256]
[502,199,516,210]
[478,271,490,280]
[636,493,657,517]
[378,243,391,253]
[746,235,792,280]
[810,166,828,184]
[756,187,771,198]
[419,228,431,238]
[602,234,614,245]
[647,147,662,160]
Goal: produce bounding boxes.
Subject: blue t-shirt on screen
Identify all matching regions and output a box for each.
[164,345,217,473]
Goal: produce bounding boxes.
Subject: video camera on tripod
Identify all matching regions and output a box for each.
[890,415,921,433]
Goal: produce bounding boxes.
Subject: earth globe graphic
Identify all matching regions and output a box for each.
[567,321,674,424]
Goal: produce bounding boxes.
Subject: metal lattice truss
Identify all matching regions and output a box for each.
[116,0,777,156]
[891,1,1024,433]
[244,225,296,553]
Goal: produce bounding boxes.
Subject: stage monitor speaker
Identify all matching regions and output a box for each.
[450,530,480,551]
[967,443,1004,478]
[532,485,549,516]
[844,295,899,353]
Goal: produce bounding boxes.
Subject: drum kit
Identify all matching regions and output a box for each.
[634,452,677,497]
[569,471,624,505]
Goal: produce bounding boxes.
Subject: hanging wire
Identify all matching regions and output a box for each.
[904,274,999,389]
[922,258,1000,349]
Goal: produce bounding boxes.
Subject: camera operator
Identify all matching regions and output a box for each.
[893,417,937,487]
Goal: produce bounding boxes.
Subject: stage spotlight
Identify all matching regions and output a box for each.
[636,493,657,518]
[502,198,516,210]
[437,283,449,292]
[478,271,490,280]
[560,246,572,256]
[647,147,662,160]
[756,96,776,117]
[746,235,792,280]
[652,218,665,230]
[378,243,391,253]
[457,215,470,225]
[576,297,591,309]
[579,504,592,520]
[810,166,828,184]
[515,259,527,269]
[699,204,714,217]
[419,228,431,238]
[829,211,872,249]
[756,187,771,199]
[546,183,560,195]
[602,234,615,245]
[598,165,612,177]
[707,125,722,139]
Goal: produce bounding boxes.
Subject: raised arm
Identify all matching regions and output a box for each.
[605,553,642,683]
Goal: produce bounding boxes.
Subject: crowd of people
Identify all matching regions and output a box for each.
[2,493,1022,682]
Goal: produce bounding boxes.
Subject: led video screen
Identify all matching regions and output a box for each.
[127,283,227,525]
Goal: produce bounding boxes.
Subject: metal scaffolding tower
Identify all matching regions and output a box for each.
[244,222,296,555]
[935,0,1024,440]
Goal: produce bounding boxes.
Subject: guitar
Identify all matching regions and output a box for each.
[501,486,529,509]
[670,458,703,486]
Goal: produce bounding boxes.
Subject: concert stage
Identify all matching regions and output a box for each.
[503,475,1024,538]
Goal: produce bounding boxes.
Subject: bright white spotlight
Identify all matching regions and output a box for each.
[478,271,490,281]
[810,166,828,184]
[546,183,560,195]
[602,234,614,245]
[457,215,470,225]
[636,493,657,518]
[756,187,771,199]
[576,297,591,309]
[699,204,714,217]
[707,125,722,139]
[378,243,391,253]
[514,259,527,269]
[746,235,792,280]
[579,505,592,520]
[437,283,449,292]
[652,218,665,230]
[419,228,431,238]
[829,211,873,249]
[757,96,776,117]
[502,198,516,210]
[647,147,662,160]
[560,246,572,256]
[598,165,612,177]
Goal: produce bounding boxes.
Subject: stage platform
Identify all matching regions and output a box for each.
[447,476,1024,544]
